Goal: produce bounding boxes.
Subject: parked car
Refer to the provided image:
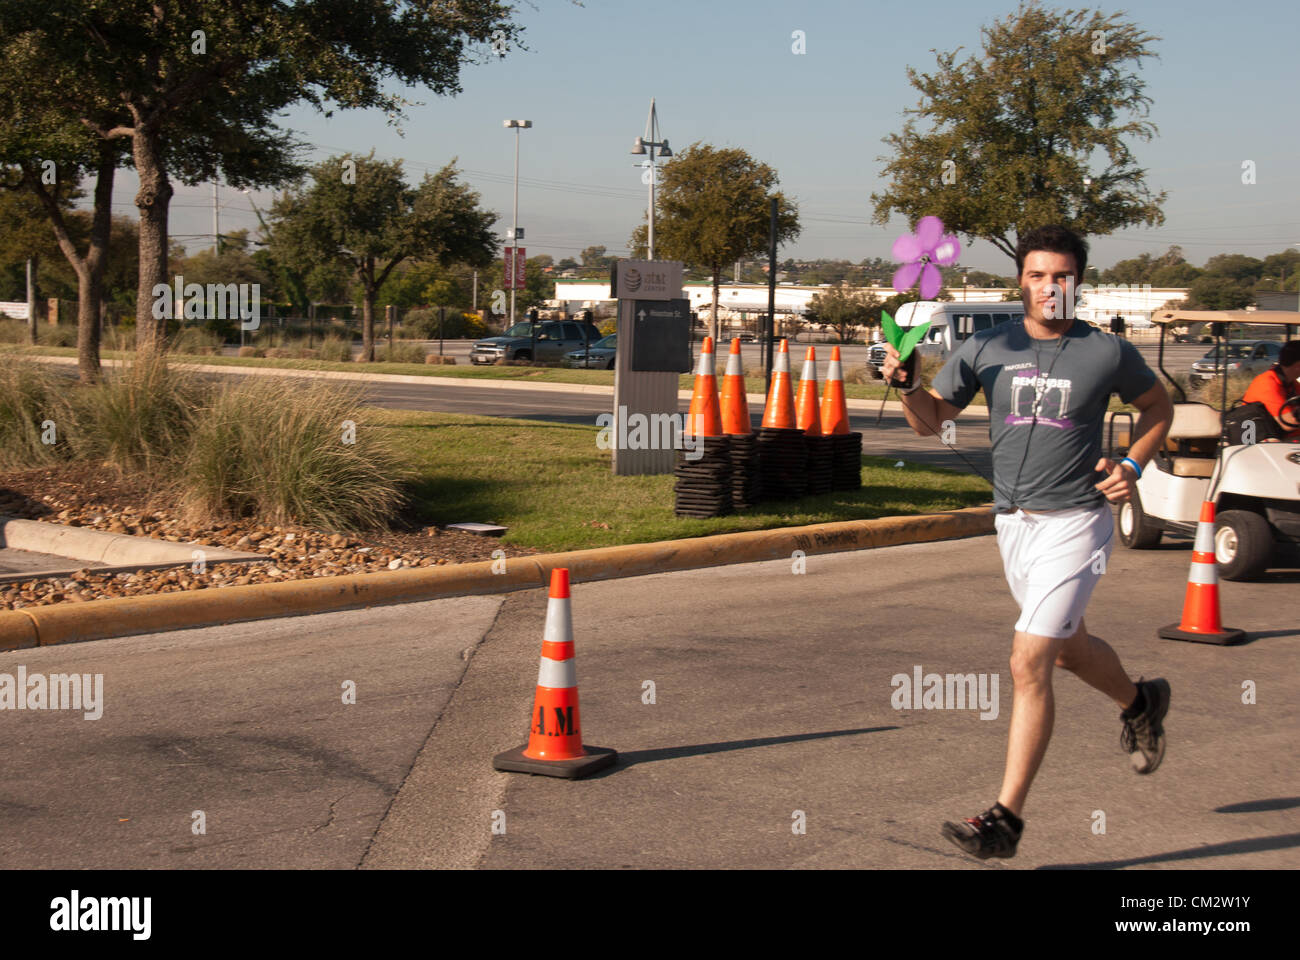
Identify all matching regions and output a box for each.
[1188,340,1282,384]
[565,333,617,369]
[469,320,603,364]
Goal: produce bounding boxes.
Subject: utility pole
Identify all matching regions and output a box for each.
[212,181,220,254]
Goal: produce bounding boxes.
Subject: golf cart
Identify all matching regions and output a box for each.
[1108,309,1300,580]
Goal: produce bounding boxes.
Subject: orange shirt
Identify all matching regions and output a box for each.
[1242,368,1300,441]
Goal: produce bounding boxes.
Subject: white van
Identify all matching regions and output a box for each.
[867,301,1026,371]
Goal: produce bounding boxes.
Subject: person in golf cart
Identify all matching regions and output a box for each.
[1241,340,1300,442]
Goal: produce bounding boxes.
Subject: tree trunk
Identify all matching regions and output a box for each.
[133,126,173,354]
[76,149,116,383]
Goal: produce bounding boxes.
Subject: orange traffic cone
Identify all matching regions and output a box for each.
[684,336,724,438]
[795,346,822,436]
[1157,501,1246,645]
[761,339,796,429]
[820,346,850,435]
[720,338,752,435]
[492,568,618,777]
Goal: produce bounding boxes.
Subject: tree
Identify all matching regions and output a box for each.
[806,287,881,342]
[629,142,800,344]
[871,2,1165,268]
[2,1,520,354]
[1184,275,1252,311]
[270,153,498,361]
[580,245,614,272]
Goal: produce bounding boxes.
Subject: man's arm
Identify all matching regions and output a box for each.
[1094,380,1174,503]
[880,343,964,436]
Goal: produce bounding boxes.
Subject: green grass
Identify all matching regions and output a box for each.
[372,409,993,553]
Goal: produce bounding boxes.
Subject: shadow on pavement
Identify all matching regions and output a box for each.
[1038,832,1300,869]
[592,725,900,774]
[1214,797,1300,814]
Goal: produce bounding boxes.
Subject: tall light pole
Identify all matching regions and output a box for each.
[504,119,531,325]
[630,99,671,259]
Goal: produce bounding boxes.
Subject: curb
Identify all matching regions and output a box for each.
[0,506,994,650]
[22,353,991,418]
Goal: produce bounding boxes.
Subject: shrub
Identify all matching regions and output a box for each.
[36,324,78,348]
[0,318,33,344]
[598,319,617,336]
[401,308,486,340]
[0,361,74,469]
[237,346,263,357]
[67,355,204,474]
[169,326,223,355]
[181,377,411,530]
[375,342,426,364]
[424,354,457,365]
[317,336,353,362]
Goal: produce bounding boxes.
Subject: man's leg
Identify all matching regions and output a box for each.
[1055,618,1138,709]
[996,630,1066,818]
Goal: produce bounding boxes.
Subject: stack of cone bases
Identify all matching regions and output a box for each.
[756,338,806,501]
[795,346,834,496]
[721,338,760,510]
[492,568,618,778]
[822,346,863,491]
[1157,502,1246,645]
[675,337,732,518]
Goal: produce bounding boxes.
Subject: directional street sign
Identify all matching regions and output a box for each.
[630,298,691,372]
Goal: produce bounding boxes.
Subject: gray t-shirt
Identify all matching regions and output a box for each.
[931,320,1156,512]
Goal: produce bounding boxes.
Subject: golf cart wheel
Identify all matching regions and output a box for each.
[1118,491,1162,548]
[1214,510,1273,581]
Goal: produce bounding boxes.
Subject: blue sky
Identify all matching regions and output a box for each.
[141,0,1299,275]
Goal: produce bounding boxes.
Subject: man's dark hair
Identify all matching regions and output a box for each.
[1280,340,1300,367]
[1015,225,1089,282]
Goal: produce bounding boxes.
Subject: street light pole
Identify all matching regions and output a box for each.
[504,120,531,327]
[630,100,671,260]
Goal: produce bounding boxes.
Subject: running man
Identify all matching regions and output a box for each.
[881,224,1176,860]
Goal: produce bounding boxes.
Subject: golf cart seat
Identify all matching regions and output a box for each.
[1167,402,1222,439]
[1163,402,1221,478]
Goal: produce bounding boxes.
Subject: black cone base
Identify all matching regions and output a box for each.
[492,744,618,778]
[831,432,863,490]
[1157,624,1247,646]
[675,438,733,518]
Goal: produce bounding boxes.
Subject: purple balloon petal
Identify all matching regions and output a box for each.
[893,262,922,294]
[931,235,961,265]
[919,263,943,299]
[916,216,944,252]
[892,233,922,263]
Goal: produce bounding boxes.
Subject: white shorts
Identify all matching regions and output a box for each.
[995,503,1114,639]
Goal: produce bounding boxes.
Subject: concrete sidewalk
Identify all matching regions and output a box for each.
[5,530,1292,869]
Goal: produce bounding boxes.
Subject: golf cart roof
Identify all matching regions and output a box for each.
[1150,309,1300,327]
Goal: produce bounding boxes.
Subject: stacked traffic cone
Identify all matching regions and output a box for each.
[675,337,732,518]
[721,338,760,510]
[493,568,618,778]
[1157,501,1246,645]
[796,347,834,495]
[821,346,863,490]
[756,339,806,501]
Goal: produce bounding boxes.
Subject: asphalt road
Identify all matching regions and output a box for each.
[3,532,1295,869]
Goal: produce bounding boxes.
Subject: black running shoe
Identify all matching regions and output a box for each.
[941,803,1022,860]
[1121,677,1171,774]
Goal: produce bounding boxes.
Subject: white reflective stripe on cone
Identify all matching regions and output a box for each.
[773,350,789,374]
[800,358,817,381]
[1187,562,1219,586]
[542,597,572,645]
[536,655,577,689]
[826,360,842,380]
[1193,521,1216,554]
[725,351,743,376]
[695,349,714,376]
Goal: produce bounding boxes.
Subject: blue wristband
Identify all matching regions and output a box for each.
[1121,457,1142,479]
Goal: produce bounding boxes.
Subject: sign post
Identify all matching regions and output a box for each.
[611,259,688,475]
